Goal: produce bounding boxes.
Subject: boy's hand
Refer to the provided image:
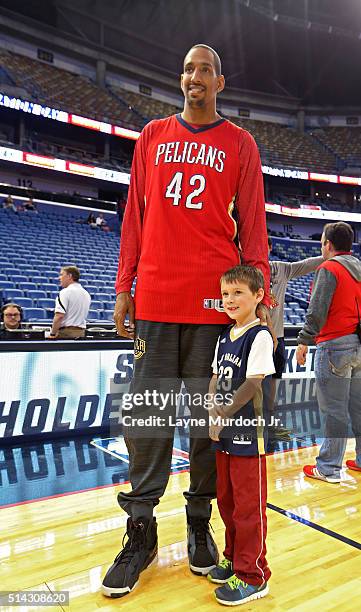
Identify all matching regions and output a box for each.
[209,421,224,442]
[208,405,227,441]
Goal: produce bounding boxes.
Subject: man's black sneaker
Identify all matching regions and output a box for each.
[101,517,158,597]
[186,507,219,575]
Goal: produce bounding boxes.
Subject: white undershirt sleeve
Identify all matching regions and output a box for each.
[246,330,275,377]
[211,337,220,374]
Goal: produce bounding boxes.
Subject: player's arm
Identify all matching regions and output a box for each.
[114,127,149,338]
[236,131,271,306]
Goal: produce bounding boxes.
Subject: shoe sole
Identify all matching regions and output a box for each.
[207,574,231,584]
[101,553,158,598]
[215,584,269,606]
[190,562,217,576]
[304,468,341,484]
[306,474,341,483]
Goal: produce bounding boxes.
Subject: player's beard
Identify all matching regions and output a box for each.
[187,95,205,108]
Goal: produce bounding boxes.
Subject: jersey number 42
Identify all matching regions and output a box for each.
[165,172,206,209]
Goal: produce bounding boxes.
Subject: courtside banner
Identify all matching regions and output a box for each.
[0,346,315,440]
[0,350,133,439]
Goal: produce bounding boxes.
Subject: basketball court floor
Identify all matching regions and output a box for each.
[1,433,361,611]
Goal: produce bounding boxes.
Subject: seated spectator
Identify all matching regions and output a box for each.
[87,212,96,224]
[49,265,91,339]
[0,303,24,339]
[24,197,38,212]
[96,212,106,227]
[3,194,17,213]
[96,212,110,231]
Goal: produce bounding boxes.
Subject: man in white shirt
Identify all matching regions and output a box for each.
[49,266,91,339]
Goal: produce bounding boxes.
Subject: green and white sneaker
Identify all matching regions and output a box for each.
[215,574,269,606]
[208,559,233,584]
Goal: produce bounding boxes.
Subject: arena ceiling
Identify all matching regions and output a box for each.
[0,0,360,108]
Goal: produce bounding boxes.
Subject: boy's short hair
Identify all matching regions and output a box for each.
[62,265,80,281]
[221,265,264,294]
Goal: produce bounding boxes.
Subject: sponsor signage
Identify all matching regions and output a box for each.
[0,346,315,440]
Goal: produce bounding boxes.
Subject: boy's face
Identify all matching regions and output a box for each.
[221,280,264,324]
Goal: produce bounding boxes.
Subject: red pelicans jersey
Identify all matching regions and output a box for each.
[115,114,270,324]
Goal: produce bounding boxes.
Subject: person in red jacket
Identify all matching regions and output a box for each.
[296,222,361,483]
[102,43,270,598]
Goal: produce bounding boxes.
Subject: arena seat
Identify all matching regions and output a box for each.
[21,283,38,291]
[11,275,29,284]
[2,288,24,300]
[22,307,47,321]
[36,298,55,310]
[11,297,33,308]
[87,309,101,320]
[26,290,47,300]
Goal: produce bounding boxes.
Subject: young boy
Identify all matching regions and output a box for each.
[208,264,275,606]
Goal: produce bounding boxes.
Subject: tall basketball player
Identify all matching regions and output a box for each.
[102,44,271,598]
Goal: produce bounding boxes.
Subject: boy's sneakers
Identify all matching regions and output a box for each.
[208,558,233,584]
[303,465,341,483]
[214,575,269,605]
[101,517,157,598]
[186,507,219,575]
[346,460,361,472]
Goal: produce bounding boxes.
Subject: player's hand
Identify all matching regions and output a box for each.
[114,292,135,339]
[256,303,278,351]
[296,344,308,366]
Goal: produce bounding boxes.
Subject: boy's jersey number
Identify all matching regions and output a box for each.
[218,365,233,378]
[165,172,206,209]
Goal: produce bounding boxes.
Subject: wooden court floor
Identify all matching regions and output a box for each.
[1,441,361,611]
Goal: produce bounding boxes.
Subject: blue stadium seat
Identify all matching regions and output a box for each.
[32,276,49,285]
[24,269,40,276]
[0,274,7,282]
[12,275,29,285]
[0,281,15,290]
[289,315,301,325]
[21,283,38,291]
[22,307,47,321]
[36,298,55,310]
[86,285,99,295]
[47,291,58,300]
[2,288,24,300]
[13,297,34,308]
[94,292,111,302]
[103,301,115,310]
[26,290,47,300]
[3,268,19,276]
[101,310,114,321]
[90,300,104,310]
[87,309,101,320]
[42,283,59,293]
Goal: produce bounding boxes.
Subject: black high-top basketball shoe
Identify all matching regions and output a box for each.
[102,517,158,597]
[186,506,219,575]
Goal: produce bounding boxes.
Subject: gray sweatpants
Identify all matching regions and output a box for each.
[118,320,224,521]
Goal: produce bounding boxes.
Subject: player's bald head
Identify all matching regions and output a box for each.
[184,44,222,76]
